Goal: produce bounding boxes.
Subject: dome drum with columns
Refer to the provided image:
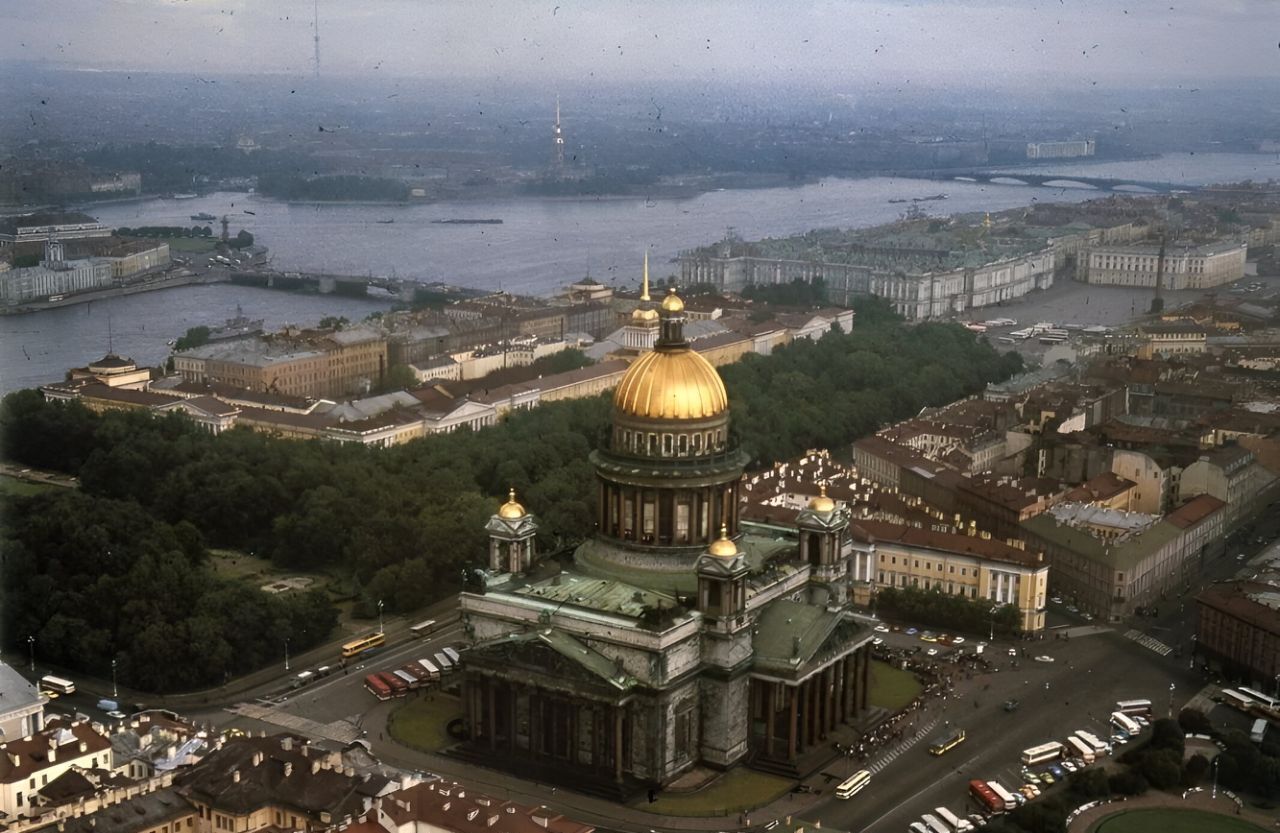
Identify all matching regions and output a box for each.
[590,283,749,554]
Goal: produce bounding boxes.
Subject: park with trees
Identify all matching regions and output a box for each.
[0,298,1024,690]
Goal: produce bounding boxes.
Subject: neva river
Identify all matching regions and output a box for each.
[2,152,1278,394]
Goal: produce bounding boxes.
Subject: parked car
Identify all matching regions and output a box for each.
[920,631,939,642]
[926,647,939,657]
[1034,655,1055,663]
[952,636,966,644]
[874,624,890,633]
[905,627,919,635]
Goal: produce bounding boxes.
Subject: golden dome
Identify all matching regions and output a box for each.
[613,348,728,420]
[808,483,836,513]
[707,525,738,558]
[661,287,685,313]
[498,488,527,519]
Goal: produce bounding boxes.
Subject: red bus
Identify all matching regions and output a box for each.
[969,780,1003,815]
[378,671,408,697]
[364,674,392,701]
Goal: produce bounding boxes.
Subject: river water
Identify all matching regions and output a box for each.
[2,152,1277,394]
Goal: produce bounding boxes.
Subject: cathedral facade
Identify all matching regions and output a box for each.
[457,283,874,792]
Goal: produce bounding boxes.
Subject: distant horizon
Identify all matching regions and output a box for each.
[5,0,1277,90]
[6,59,1279,96]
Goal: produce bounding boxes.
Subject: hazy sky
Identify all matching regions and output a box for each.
[4,0,1276,87]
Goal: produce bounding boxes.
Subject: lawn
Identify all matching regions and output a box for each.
[0,475,57,497]
[166,237,219,253]
[867,659,922,711]
[388,694,463,752]
[639,767,792,816]
[1095,809,1268,833]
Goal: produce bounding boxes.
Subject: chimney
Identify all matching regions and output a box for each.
[49,747,57,763]
[311,761,321,775]
[284,762,293,777]
[79,742,87,753]
[281,737,293,752]
[232,770,240,783]
[252,752,263,767]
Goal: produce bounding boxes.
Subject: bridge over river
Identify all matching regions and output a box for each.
[886,169,1200,193]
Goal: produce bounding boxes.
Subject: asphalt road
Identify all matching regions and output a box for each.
[810,627,1197,833]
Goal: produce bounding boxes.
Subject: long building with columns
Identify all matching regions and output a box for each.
[456,283,875,796]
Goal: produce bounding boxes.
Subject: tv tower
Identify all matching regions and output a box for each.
[312,0,321,78]
[552,96,565,169]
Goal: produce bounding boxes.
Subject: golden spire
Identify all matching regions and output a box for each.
[631,250,660,325]
[641,249,651,302]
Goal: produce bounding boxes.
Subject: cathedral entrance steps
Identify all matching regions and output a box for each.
[747,705,893,781]
[442,743,646,803]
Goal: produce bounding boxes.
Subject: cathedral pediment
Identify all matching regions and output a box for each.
[466,629,638,697]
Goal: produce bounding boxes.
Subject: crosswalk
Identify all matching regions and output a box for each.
[866,717,939,775]
[226,701,363,744]
[1124,629,1173,656]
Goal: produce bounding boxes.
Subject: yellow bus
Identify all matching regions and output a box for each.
[341,632,387,659]
[928,727,966,756]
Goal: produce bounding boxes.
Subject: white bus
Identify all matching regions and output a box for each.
[1076,730,1108,756]
[1021,741,1064,765]
[935,806,974,832]
[416,658,441,680]
[1239,687,1279,710]
[409,619,438,638]
[1115,699,1152,716]
[1111,711,1142,736]
[835,769,871,799]
[1066,735,1095,764]
[919,814,950,833]
[1251,719,1267,744]
[1221,689,1254,711]
[39,675,75,696]
[987,780,1018,812]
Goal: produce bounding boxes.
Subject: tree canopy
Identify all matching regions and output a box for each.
[0,307,1024,686]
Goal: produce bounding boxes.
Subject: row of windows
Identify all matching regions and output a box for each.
[615,427,725,457]
[878,554,1024,585]
[879,572,980,598]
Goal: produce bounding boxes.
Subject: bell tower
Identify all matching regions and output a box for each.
[485,489,538,575]
[694,526,751,767]
[797,484,850,596]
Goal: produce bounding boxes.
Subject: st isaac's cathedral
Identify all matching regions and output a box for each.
[457,275,874,794]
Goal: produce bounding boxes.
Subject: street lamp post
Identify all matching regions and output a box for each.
[284,639,290,673]
[1168,682,1176,719]
[1211,756,1219,799]
[27,636,34,674]
[989,606,998,642]
[378,599,385,635]
[111,658,118,699]
[1274,673,1279,701]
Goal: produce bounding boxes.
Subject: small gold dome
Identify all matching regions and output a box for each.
[661,287,685,313]
[808,483,836,513]
[498,488,526,519]
[707,525,738,558]
[613,348,728,420]
[631,305,660,324]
